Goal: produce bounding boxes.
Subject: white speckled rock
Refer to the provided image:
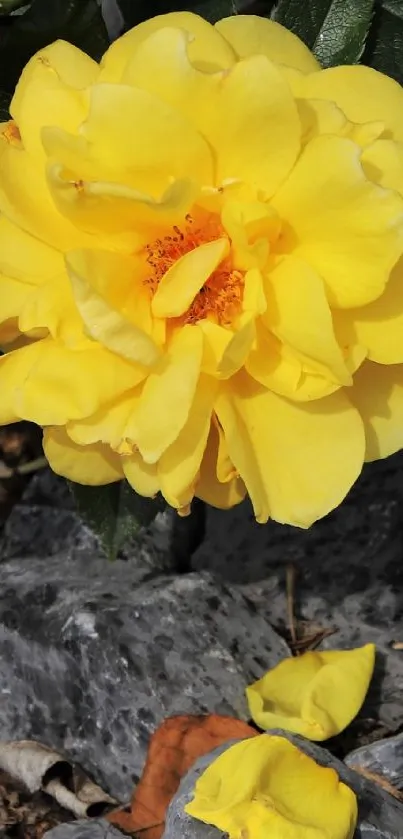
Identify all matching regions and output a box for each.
[164,732,403,839]
[44,821,125,839]
[346,733,403,790]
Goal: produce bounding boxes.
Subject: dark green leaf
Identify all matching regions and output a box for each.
[363,0,403,84]
[272,0,374,66]
[69,479,165,561]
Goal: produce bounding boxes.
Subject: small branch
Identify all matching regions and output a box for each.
[0,455,48,480]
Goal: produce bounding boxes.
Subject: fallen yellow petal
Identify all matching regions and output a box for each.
[246,644,375,740]
[185,734,357,839]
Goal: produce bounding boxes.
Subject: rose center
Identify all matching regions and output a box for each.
[143,214,244,325]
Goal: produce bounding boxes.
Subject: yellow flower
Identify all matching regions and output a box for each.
[184,734,358,839]
[246,644,375,740]
[1,14,403,526]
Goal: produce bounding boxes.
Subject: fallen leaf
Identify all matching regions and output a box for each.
[108,714,258,839]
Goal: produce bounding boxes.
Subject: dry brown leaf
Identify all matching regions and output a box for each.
[108,714,258,839]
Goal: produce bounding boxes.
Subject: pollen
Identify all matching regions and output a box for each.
[2,120,21,145]
[143,214,244,326]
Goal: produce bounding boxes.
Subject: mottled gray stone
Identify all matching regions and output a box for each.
[44,820,125,839]
[346,733,403,790]
[195,452,403,733]
[164,732,403,839]
[0,550,289,800]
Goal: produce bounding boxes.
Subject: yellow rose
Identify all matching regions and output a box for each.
[1,12,403,526]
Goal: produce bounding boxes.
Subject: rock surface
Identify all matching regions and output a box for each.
[44,821,124,839]
[164,732,403,839]
[346,733,403,790]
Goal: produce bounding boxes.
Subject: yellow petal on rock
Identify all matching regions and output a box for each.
[99,11,235,83]
[151,238,229,319]
[10,41,96,159]
[185,734,357,839]
[123,453,160,497]
[263,256,351,385]
[195,420,246,509]
[216,371,365,526]
[215,15,320,73]
[80,82,213,195]
[127,325,203,464]
[272,135,403,308]
[0,132,94,252]
[349,360,403,461]
[0,338,139,426]
[67,248,159,366]
[246,644,375,741]
[333,256,403,365]
[158,374,217,508]
[300,64,403,142]
[43,427,123,485]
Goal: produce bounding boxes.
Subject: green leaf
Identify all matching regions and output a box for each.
[272,0,375,66]
[69,479,165,561]
[363,0,403,84]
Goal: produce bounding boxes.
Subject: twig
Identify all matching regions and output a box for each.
[286,564,298,651]
[0,456,48,480]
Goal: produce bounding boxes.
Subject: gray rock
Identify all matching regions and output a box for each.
[0,552,289,800]
[164,732,403,839]
[346,733,403,791]
[44,820,125,839]
[194,452,403,733]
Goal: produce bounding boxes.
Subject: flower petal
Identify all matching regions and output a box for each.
[333,256,403,364]
[127,325,203,463]
[264,256,351,384]
[272,135,403,308]
[67,248,159,366]
[158,374,217,508]
[362,138,403,194]
[0,214,63,281]
[99,11,235,83]
[67,390,139,452]
[195,420,246,509]
[0,338,139,425]
[11,41,96,159]
[151,238,229,319]
[80,82,213,195]
[300,64,403,142]
[247,645,375,740]
[349,360,403,461]
[185,734,358,839]
[215,15,320,73]
[216,371,365,526]
[18,273,83,344]
[43,426,123,485]
[123,453,159,497]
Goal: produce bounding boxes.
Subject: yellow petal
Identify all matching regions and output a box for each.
[43,427,123,485]
[215,15,320,73]
[67,390,140,451]
[195,420,246,509]
[67,248,159,366]
[158,374,217,508]
[11,41,96,160]
[272,135,403,308]
[216,371,365,526]
[127,325,203,463]
[362,138,403,194]
[246,644,375,740]
[333,256,403,364]
[99,11,235,83]
[79,82,213,195]
[263,256,351,384]
[18,273,83,344]
[151,238,229,318]
[0,214,63,281]
[350,360,403,461]
[246,325,303,397]
[218,314,256,379]
[200,320,233,376]
[297,97,383,148]
[300,64,403,142]
[185,734,357,839]
[0,338,139,425]
[47,163,197,245]
[123,453,159,497]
